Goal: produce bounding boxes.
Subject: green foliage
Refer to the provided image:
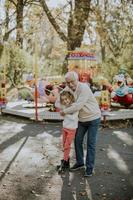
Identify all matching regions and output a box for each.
[6,42,32,87]
[93,1,133,80]
[1,0,133,82]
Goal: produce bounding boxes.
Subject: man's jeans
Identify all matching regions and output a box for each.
[75,118,101,174]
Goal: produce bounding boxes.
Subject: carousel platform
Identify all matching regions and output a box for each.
[1,100,133,121]
[1,101,63,121]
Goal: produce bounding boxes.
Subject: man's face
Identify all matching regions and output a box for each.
[65,77,78,91]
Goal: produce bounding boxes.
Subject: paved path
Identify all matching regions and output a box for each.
[0,116,133,200]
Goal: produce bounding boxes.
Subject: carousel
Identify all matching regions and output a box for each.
[111,73,133,108]
[1,48,133,122]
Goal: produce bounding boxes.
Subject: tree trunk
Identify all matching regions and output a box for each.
[0,26,3,58]
[5,0,10,33]
[0,43,3,59]
[0,0,10,58]
[16,0,24,48]
[67,0,91,51]
[100,40,105,61]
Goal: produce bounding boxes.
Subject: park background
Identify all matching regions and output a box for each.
[0,0,133,86]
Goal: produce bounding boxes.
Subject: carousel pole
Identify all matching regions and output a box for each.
[34,39,38,121]
[0,44,7,111]
[3,44,7,105]
[85,59,87,70]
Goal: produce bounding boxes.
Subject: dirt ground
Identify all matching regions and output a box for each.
[0,115,133,200]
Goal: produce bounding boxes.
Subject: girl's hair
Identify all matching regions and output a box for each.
[60,91,75,105]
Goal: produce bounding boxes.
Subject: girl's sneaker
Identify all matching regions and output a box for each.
[57,159,70,174]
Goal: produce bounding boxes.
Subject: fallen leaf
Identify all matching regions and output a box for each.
[79,191,86,196]
[31,190,36,194]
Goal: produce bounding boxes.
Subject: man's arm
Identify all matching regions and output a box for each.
[63,84,91,114]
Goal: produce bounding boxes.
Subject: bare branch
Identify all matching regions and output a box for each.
[3,27,16,41]
[9,0,17,7]
[0,10,16,27]
[39,0,67,42]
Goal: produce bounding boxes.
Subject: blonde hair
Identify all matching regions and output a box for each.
[60,91,75,105]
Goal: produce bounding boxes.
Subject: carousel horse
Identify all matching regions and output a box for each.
[111,74,133,108]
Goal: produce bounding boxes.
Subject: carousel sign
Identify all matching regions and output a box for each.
[67,51,96,60]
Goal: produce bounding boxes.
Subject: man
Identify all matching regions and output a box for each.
[60,71,101,177]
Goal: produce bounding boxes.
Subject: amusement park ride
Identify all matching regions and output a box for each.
[111,74,133,108]
[0,78,6,109]
[0,49,133,121]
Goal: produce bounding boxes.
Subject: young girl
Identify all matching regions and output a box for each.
[57,91,79,173]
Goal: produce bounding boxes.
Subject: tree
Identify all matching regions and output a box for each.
[40,0,91,50]
[39,0,91,72]
[6,42,32,87]
[16,0,24,47]
[90,0,133,79]
[67,0,91,50]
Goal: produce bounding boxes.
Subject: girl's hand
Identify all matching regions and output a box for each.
[60,111,65,116]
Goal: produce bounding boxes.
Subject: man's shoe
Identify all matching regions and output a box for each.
[70,163,84,171]
[84,172,93,177]
[84,169,95,177]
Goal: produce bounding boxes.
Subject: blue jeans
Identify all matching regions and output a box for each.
[75,118,101,174]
